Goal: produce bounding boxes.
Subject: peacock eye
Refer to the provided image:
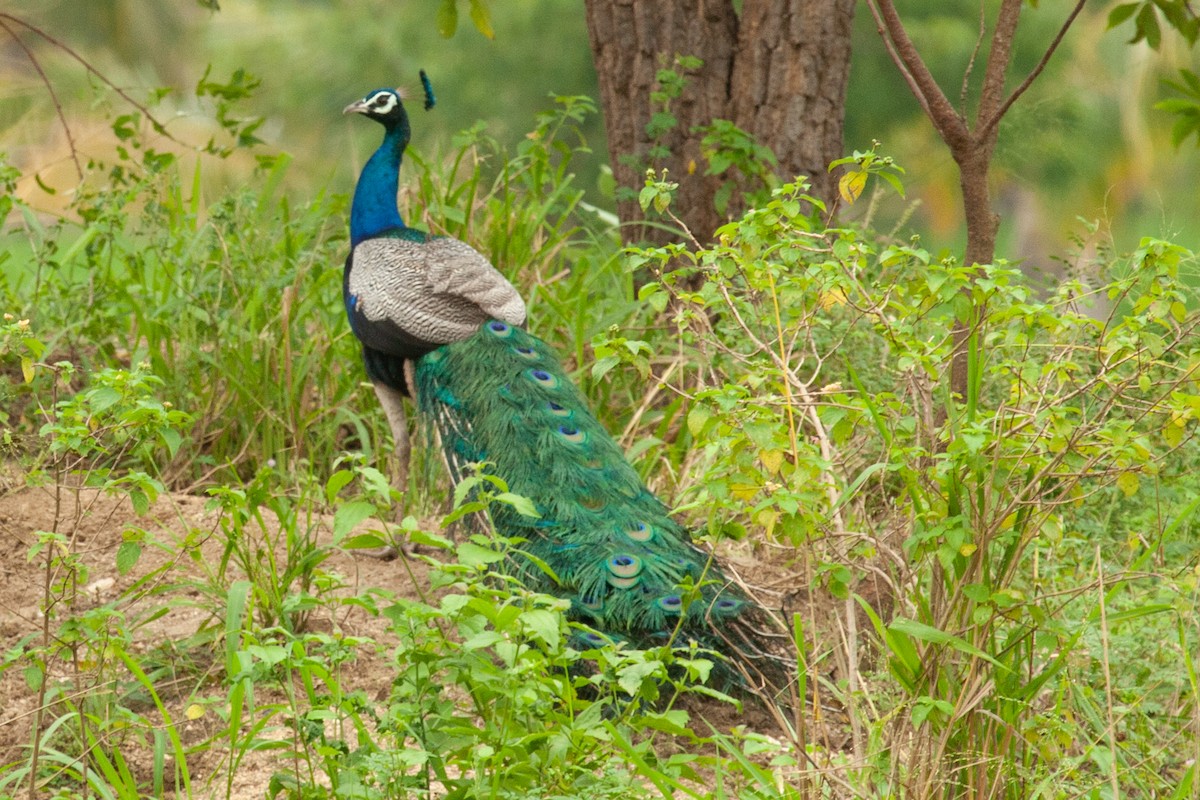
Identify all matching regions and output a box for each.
[527,368,560,389]
[656,595,683,612]
[608,554,643,578]
[557,425,586,444]
[368,93,397,113]
[625,520,653,542]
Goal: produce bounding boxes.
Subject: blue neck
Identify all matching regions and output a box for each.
[350,121,409,246]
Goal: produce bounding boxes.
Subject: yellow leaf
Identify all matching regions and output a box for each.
[759,449,784,475]
[687,159,697,175]
[838,169,868,204]
[1116,471,1139,498]
[21,356,34,384]
[756,509,779,539]
[1164,421,1184,449]
[820,288,847,309]
[469,0,495,40]
[186,703,205,720]
[959,543,977,557]
[730,483,759,501]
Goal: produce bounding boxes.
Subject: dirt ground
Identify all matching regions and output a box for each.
[0,482,423,798]
[0,482,821,798]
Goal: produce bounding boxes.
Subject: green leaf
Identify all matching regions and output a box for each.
[889,618,1009,672]
[324,469,354,504]
[494,491,540,518]
[408,527,453,550]
[88,387,122,412]
[116,541,142,575]
[224,581,251,676]
[592,354,620,381]
[332,500,376,539]
[617,660,662,696]
[436,0,458,37]
[341,533,387,550]
[1106,2,1140,29]
[457,541,504,567]
[1134,2,1162,48]
[638,184,659,213]
[160,428,183,458]
[463,630,504,649]
[520,608,561,649]
[24,664,43,691]
[687,404,712,438]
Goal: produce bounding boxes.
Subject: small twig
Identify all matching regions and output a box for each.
[961,0,989,117]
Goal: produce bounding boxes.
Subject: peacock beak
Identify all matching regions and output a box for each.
[343,99,370,116]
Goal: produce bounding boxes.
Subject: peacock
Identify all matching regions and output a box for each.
[343,75,526,485]
[342,79,792,699]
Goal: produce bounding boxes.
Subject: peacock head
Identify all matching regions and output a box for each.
[343,89,408,128]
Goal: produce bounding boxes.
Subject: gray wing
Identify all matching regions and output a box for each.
[348,236,527,347]
[422,238,527,326]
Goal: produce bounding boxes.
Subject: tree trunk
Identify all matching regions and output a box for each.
[949,141,1001,403]
[583,0,855,246]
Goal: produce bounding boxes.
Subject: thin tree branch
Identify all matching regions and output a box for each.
[865,0,970,149]
[977,0,1088,142]
[0,17,82,180]
[976,0,1023,137]
[864,0,935,122]
[0,13,181,146]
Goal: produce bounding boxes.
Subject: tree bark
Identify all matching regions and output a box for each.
[583,0,855,246]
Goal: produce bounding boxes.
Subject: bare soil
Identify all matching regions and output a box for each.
[0,483,418,798]
[0,482,832,798]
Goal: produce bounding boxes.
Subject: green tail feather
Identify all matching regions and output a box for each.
[415,320,791,692]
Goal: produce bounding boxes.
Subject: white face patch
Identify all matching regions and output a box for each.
[367,92,398,115]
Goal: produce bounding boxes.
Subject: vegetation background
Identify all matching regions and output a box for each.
[2,1,1200,798]
[6,0,1200,258]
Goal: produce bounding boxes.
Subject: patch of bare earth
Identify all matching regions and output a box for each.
[0,482,844,797]
[0,483,424,798]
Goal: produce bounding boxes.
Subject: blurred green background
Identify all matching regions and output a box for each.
[3,0,1198,272]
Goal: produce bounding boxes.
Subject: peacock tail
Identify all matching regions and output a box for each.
[416,320,792,692]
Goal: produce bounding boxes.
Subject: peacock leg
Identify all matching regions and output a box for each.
[358,381,410,560]
[372,381,410,489]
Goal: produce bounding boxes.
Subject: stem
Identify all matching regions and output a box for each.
[1096,544,1121,800]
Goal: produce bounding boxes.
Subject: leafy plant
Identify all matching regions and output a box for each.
[0,320,194,798]
[625,167,1200,796]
